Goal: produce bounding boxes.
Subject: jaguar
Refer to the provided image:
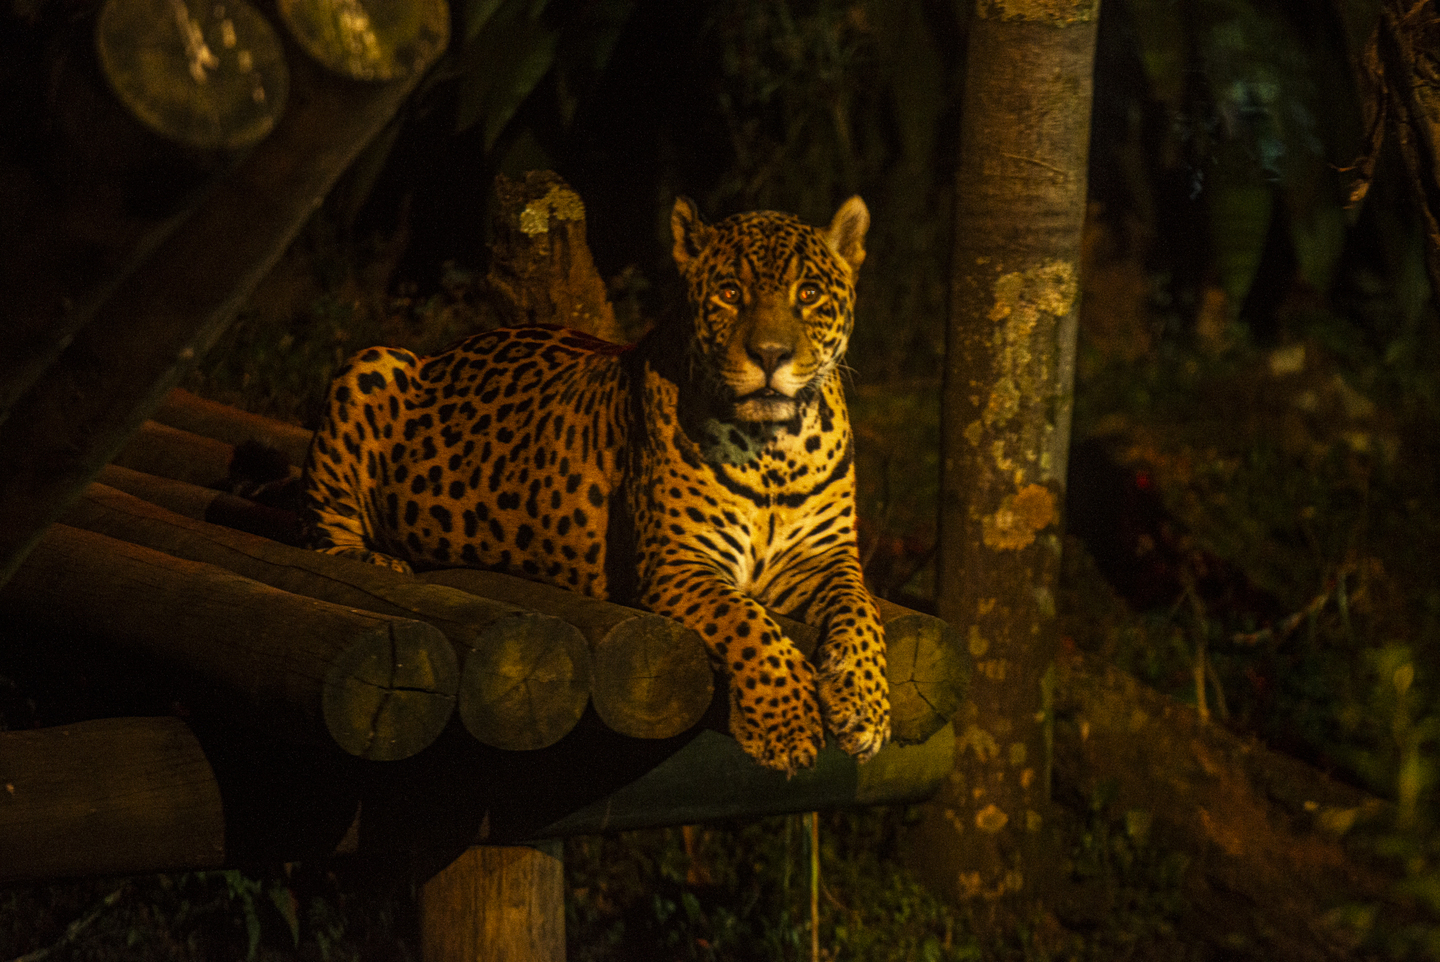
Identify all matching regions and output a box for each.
[303,195,889,774]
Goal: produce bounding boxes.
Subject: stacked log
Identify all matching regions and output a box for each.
[1,523,458,762]
[63,482,593,752]
[0,385,969,883]
[0,718,225,881]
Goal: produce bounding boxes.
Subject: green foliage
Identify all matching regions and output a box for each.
[1055,788,1191,962]
[1115,0,1367,316]
[565,810,988,962]
[0,866,413,961]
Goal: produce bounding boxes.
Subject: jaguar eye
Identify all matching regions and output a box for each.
[716,282,742,305]
[796,283,821,305]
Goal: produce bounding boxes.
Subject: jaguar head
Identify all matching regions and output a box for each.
[670,196,869,426]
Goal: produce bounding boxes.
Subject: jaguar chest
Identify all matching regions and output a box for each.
[631,365,857,614]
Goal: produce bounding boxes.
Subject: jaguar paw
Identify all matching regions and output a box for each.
[818,669,891,763]
[727,662,824,777]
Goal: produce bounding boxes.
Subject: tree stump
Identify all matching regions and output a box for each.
[485,170,625,343]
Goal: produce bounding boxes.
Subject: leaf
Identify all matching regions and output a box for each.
[269,883,301,947]
[453,0,559,143]
[1208,179,1273,316]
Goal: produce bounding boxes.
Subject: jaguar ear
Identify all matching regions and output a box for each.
[671,197,713,274]
[824,196,869,274]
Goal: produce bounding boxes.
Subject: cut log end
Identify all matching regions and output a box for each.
[460,612,592,751]
[878,606,969,745]
[96,0,289,150]
[591,614,713,740]
[276,0,450,82]
[322,618,459,762]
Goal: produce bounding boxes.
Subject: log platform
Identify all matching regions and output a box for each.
[0,163,968,959]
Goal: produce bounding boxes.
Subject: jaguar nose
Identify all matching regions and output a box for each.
[747,341,793,377]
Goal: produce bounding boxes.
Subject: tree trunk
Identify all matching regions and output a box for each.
[911,0,1099,905]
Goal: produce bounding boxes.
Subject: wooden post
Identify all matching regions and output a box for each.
[421,842,566,962]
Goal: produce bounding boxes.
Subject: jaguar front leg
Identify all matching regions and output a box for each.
[786,554,890,761]
[641,563,824,775]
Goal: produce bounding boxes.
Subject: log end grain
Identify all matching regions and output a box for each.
[460,612,593,751]
[880,606,969,745]
[591,614,713,741]
[323,619,459,761]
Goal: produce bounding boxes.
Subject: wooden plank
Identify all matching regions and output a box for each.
[420,842,565,962]
[0,717,225,882]
[0,39,441,589]
[1,524,459,760]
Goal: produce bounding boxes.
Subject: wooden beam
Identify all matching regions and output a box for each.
[0,717,225,882]
[532,724,955,839]
[1,524,459,760]
[0,38,442,589]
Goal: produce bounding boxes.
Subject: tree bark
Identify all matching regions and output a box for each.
[913,0,1098,904]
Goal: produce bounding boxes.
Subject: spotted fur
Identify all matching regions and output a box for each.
[303,197,889,773]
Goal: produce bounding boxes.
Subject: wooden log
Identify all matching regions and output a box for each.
[155,387,314,469]
[420,842,565,962]
[99,463,306,545]
[534,723,956,838]
[0,30,442,590]
[420,568,712,741]
[1,524,458,760]
[0,717,225,882]
[96,0,288,150]
[276,0,449,82]
[65,484,591,750]
[112,419,246,487]
[99,396,964,744]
